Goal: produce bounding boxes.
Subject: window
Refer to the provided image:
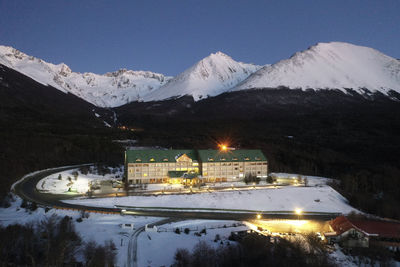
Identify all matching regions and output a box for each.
[221,158,226,161]
[244,157,250,161]
[232,157,238,161]
[150,158,155,162]
[143,173,148,177]
[255,157,261,160]
[163,158,168,161]
[136,158,142,162]
[208,158,214,161]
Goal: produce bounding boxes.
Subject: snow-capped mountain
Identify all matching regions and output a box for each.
[235,42,400,95]
[0,46,172,107]
[142,52,262,101]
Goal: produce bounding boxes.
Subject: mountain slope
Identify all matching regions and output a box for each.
[235,42,400,95]
[0,63,111,128]
[142,52,262,101]
[0,46,172,107]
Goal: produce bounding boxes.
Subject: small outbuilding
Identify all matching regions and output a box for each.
[324,216,400,251]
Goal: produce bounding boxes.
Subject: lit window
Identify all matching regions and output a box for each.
[221,158,226,161]
[143,173,148,177]
[163,158,168,161]
[244,157,250,161]
[150,158,155,162]
[136,158,142,162]
[208,158,214,161]
[232,157,238,161]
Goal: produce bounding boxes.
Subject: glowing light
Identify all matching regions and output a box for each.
[295,208,303,215]
[256,214,262,219]
[219,144,228,151]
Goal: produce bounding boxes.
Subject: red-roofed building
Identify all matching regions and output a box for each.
[324,216,400,251]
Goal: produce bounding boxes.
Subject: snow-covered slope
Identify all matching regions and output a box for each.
[143,52,262,101]
[0,46,172,107]
[235,42,400,95]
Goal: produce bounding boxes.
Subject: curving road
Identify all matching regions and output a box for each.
[13,165,342,221]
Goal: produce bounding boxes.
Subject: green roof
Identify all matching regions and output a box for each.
[168,171,186,178]
[125,149,198,163]
[168,171,199,179]
[197,149,267,163]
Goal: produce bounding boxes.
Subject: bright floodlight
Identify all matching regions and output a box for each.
[295,208,303,215]
[256,214,261,219]
[219,144,228,151]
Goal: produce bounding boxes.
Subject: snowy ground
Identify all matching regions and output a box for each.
[64,185,357,214]
[36,167,123,194]
[0,197,251,267]
[269,172,334,186]
[137,220,248,267]
[0,197,162,267]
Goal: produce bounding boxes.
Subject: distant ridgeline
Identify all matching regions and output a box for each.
[124,149,268,185]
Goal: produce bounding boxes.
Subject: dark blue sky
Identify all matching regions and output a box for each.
[1,0,399,76]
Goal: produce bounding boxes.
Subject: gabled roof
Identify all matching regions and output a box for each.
[329,216,400,238]
[126,149,198,163]
[329,216,357,235]
[198,149,267,163]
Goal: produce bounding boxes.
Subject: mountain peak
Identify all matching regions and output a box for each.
[142,52,262,101]
[236,41,400,95]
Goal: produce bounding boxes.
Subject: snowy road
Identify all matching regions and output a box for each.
[13,166,343,221]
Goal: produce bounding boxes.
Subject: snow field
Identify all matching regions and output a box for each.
[64,185,357,214]
[137,220,248,267]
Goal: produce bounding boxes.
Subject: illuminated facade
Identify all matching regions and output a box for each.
[124,149,268,184]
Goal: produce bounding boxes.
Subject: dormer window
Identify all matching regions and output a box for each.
[232,157,238,161]
[255,157,261,160]
[136,158,142,162]
[150,158,155,162]
[163,158,168,162]
[220,158,226,161]
[244,157,250,161]
[208,158,214,161]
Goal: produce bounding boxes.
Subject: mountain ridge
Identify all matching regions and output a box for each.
[0,45,173,107]
[234,42,400,95]
[1,42,400,107]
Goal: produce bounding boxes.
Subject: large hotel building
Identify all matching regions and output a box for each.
[124,149,268,184]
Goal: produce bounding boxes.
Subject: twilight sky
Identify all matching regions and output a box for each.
[0,0,399,76]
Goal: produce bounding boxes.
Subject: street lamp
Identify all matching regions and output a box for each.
[295,208,302,220]
[256,214,262,220]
